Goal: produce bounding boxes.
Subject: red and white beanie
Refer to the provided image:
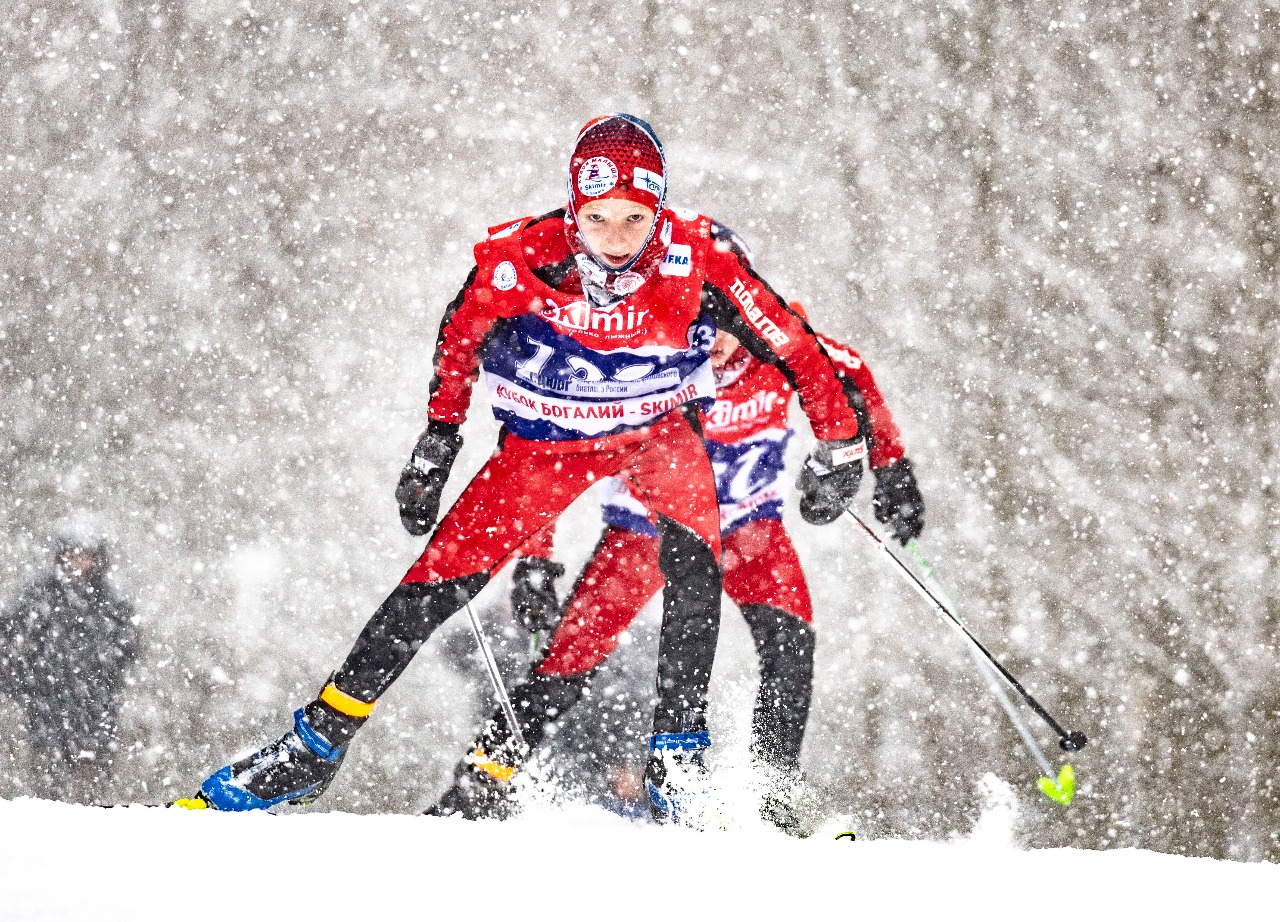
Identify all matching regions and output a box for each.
[565,114,670,295]
[568,113,667,213]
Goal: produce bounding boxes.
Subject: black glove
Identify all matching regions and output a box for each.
[395,422,462,536]
[797,437,866,525]
[872,457,925,545]
[511,556,566,633]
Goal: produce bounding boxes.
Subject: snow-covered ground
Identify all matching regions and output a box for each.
[2,796,1274,921]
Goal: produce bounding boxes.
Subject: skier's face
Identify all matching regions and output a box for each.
[710,331,742,370]
[576,199,656,268]
[60,548,102,582]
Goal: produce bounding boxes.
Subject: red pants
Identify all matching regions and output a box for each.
[332,411,724,717]
[402,412,721,584]
[538,517,812,676]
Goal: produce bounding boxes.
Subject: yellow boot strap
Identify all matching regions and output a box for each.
[469,748,517,783]
[320,683,377,719]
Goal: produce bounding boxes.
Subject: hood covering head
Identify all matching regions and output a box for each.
[565,113,671,305]
[53,513,111,581]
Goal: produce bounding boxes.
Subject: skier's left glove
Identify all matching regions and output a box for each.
[511,556,566,633]
[395,421,462,536]
[872,457,925,545]
[797,437,866,525]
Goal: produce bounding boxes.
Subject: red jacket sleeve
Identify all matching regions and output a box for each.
[426,265,498,426]
[701,249,859,442]
[514,522,557,560]
[815,333,906,470]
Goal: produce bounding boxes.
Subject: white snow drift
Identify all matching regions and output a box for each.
[0,797,1274,921]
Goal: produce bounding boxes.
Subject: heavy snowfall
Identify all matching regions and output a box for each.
[1,0,1277,902]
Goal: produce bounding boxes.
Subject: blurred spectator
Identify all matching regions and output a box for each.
[0,519,140,801]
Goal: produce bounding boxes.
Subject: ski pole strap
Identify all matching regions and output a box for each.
[650,731,711,752]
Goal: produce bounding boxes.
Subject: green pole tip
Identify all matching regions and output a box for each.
[1037,764,1076,805]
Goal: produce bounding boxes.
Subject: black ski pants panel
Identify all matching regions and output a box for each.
[330,521,724,723]
[652,515,722,735]
[479,670,593,754]
[484,516,723,750]
[741,603,816,774]
[333,575,489,702]
[335,412,720,713]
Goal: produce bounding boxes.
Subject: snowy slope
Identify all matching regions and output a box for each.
[1,797,1274,921]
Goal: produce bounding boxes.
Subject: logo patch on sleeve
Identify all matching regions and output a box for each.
[729,278,789,347]
[493,260,518,291]
[659,243,692,277]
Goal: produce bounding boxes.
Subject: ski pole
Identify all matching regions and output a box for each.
[899,537,1080,804]
[969,643,1077,804]
[844,510,1087,753]
[464,601,527,751]
[969,647,1056,776]
[899,537,1062,778]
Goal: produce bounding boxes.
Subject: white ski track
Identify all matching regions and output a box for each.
[1,797,1275,920]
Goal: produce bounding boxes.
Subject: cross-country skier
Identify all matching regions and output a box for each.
[425,315,924,830]
[184,114,866,818]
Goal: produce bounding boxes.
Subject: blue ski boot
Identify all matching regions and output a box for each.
[645,729,712,825]
[194,685,371,811]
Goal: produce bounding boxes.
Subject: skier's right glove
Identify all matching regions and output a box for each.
[395,421,462,536]
[797,437,867,525]
[511,556,566,633]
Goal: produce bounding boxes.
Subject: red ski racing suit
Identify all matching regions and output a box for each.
[539,332,905,671]
[191,115,864,816]
[331,209,858,728]
[189,210,864,811]
[432,330,909,809]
